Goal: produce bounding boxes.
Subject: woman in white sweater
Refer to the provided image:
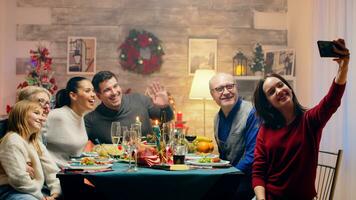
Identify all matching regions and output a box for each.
[42,77,96,167]
[0,100,61,200]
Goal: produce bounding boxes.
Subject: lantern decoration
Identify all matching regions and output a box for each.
[233,51,248,76]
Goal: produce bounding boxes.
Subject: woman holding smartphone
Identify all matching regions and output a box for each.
[252,39,349,200]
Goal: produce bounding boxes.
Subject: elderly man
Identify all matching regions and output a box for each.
[84,71,174,144]
[209,73,259,200]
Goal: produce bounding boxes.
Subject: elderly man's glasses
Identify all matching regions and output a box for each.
[212,84,236,93]
[37,98,50,107]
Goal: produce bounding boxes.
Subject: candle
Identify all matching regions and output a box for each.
[235,64,246,76]
[133,116,142,140]
[152,123,161,151]
[177,111,183,122]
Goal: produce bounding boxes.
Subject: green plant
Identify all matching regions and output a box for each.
[250,43,265,73]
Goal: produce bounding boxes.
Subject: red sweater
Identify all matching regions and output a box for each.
[252,81,345,200]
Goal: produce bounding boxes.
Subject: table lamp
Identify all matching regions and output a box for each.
[189,69,216,136]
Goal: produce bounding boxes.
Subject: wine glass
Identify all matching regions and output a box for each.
[131,123,142,142]
[111,122,121,145]
[122,129,139,172]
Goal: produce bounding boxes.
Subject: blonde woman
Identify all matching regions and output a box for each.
[17,86,52,117]
[0,100,61,200]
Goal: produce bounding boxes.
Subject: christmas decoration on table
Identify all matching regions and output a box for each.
[6,45,58,114]
[250,43,265,75]
[119,29,164,74]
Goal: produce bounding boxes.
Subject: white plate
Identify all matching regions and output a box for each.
[185,153,218,160]
[81,152,99,157]
[68,164,113,170]
[186,159,230,167]
[70,157,114,164]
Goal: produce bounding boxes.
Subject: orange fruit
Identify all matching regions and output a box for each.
[196,141,211,153]
[208,143,214,152]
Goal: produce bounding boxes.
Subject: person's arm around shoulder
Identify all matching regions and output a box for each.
[333,38,349,85]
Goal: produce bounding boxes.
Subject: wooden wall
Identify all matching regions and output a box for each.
[15,0,288,140]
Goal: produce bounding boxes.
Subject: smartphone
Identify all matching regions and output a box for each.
[317,40,339,57]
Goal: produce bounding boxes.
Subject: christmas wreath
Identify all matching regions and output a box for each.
[119,29,164,74]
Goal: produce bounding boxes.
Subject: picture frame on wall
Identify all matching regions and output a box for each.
[264,49,295,77]
[188,38,217,75]
[67,37,96,75]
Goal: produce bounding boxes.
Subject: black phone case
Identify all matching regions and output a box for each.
[317,41,339,57]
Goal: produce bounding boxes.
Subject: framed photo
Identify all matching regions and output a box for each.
[264,49,295,76]
[188,38,217,75]
[67,37,96,74]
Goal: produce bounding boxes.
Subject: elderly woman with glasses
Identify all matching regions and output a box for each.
[209,73,260,200]
[17,86,52,117]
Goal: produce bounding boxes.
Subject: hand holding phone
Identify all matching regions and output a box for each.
[317,41,339,57]
[317,40,350,58]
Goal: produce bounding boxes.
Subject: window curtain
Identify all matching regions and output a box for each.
[312,0,356,199]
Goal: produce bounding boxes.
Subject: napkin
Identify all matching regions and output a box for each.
[138,155,160,167]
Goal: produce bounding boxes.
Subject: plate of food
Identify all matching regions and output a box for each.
[70,157,114,165]
[185,153,219,160]
[81,152,99,157]
[186,157,230,167]
[68,163,113,170]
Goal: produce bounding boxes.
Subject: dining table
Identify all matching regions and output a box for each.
[57,162,244,200]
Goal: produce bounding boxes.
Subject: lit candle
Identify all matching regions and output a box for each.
[134,116,142,140]
[152,121,161,151]
[235,64,245,76]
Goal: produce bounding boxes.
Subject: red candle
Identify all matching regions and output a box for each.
[177,112,183,122]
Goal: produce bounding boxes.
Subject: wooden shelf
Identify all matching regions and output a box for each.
[233,75,297,101]
[234,75,296,81]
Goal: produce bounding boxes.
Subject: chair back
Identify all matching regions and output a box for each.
[316,149,343,200]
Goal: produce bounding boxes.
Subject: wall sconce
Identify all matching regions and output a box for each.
[233,51,248,76]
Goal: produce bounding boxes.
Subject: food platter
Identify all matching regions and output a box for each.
[70,157,114,164]
[81,152,99,157]
[68,163,113,170]
[185,153,218,160]
[186,159,230,167]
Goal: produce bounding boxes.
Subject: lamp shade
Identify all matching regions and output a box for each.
[189,69,216,100]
